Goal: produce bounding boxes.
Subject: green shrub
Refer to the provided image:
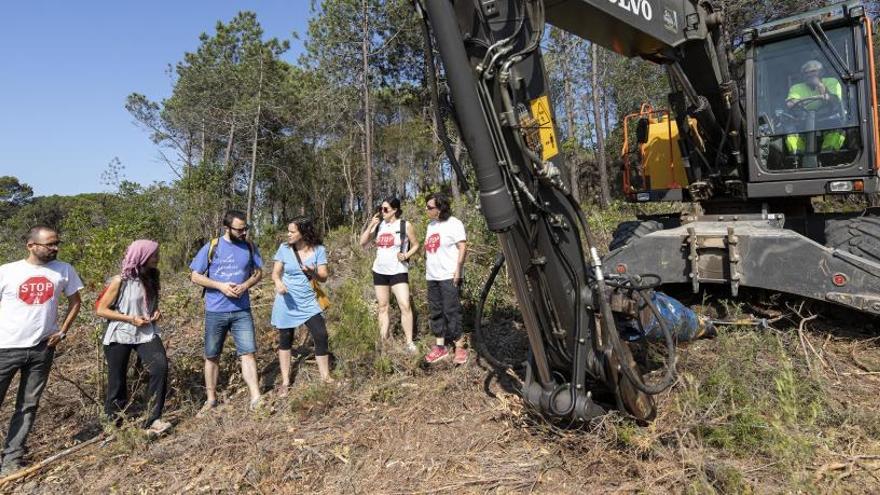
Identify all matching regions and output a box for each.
[327,268,379,374]
[679,330,824,470]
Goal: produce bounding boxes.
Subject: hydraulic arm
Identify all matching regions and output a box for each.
[414,0,880,421]
[413,0,728,421]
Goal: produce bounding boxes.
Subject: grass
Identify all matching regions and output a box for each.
[680,331,820,456]
[590,312,879,492]
[288,382,338,417]
[671,327,841,489]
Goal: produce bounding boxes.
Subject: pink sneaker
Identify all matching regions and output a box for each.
[453,347,469,365]
[425,345,450,364]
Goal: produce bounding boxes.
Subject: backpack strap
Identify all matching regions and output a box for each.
[244,239,256,275]
[203,238,220,277]
[289,245,313,281]
[113,277,126,310]
[201,238,220,298]
[399,219,407,254]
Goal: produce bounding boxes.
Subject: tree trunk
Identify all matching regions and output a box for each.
[246,56,264,224]
[451,138,463,204]
[591,43,611,208]
[223,118,236,209]
[201,118,207,164]
[361,0,374,213]
[561,33,581,203]
[339,135,357,227]
[600,50,613,199]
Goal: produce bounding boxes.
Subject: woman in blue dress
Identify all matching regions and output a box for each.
[271,216,333,391]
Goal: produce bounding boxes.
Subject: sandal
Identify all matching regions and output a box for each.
[196,399,218,418]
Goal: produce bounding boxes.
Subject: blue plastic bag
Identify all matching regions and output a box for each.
[619,292,703,342]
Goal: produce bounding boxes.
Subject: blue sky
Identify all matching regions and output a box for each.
[0,1,312,197]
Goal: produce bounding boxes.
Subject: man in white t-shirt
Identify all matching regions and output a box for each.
[0,226,83,473]
[423,193,469,365]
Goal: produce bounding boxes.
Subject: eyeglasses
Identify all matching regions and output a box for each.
[32,241,62,248]
[229,226,250,233]
[381,207,391,213]
[426,205,438,211]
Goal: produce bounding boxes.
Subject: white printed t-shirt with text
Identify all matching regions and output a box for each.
[424,216,466,281]
[0,260,84,348]
[372,218,409,275]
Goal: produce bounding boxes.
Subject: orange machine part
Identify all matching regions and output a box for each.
[621,104,689,197]
[865,16,880,170]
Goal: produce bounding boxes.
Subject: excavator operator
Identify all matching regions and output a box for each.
[784,59,845,154]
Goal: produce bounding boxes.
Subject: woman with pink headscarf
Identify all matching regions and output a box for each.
[96,239,170,435]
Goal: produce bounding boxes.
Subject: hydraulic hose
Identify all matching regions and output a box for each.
[603,275,678,394]
[562,187,676,395]
[473,253,526,371]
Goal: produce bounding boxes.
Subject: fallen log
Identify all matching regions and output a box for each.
[0,434,108,487]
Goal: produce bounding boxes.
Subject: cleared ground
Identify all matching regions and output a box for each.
[2,219,879,493]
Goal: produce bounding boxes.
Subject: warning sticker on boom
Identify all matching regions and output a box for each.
[529,95,559,160]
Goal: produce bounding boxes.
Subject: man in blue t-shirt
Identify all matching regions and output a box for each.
[190,210,264,413]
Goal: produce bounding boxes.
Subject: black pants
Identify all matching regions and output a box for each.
[427,279,463,342]
[0,340,54,467]
[278,314,329,356]
[104,337,168,428]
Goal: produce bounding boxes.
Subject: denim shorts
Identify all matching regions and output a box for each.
[204,310,257,358]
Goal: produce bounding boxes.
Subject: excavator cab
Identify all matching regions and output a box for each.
[624,2,878,202]
[746,3,876,192]
[744,3,879,197]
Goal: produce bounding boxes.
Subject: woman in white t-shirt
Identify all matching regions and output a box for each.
[359,197,420,351]
[422,193,468,365]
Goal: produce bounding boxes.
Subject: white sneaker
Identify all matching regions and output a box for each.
[405,342,418,354]
[146,419,172,436]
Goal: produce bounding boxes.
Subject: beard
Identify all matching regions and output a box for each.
[36,250,57,262]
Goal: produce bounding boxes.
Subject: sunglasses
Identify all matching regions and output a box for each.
[32,241,62,248]
[229,226,250,233]
[381,207,391,213]
[426,205,438,211]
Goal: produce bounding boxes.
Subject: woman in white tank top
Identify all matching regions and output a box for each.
[359,197,420,351]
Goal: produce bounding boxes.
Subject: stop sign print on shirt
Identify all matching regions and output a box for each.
[18,276,55,305]
[425,233,441,254]
[376,232,396,248]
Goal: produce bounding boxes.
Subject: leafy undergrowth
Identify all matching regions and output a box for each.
[2,205,880,493]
